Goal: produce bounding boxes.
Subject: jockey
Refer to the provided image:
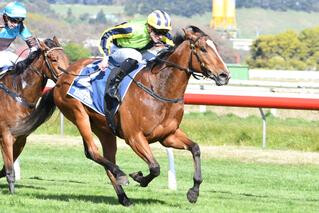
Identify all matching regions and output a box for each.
[99,10,174,103]
[0,2,37,70]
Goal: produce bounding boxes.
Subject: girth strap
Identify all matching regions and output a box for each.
[0,83,35,109]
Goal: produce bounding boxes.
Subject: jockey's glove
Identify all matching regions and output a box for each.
[26,36,39,51]
[99,56,109,71]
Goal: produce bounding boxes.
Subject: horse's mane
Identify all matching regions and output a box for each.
[15,49,40,74]
[44,38,59,49]
[15,38,58,74]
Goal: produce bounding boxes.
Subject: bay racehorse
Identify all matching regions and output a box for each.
[0,37,69,193]
[34,26,230,206]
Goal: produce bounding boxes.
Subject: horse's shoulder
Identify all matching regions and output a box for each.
[73,57,96,65]
[134,66,150,81]
[68,58,93,71]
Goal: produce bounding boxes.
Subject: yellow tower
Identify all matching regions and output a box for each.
[210,0,225,29]
[210,0,237,36]
[225,0,236,30]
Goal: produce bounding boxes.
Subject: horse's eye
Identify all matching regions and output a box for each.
[49,55,58,62]
[200,47,207,52]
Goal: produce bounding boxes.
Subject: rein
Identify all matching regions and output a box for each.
[28,47,64,80]
[155,36,211,80]
[0,83,35,109]
[44,47,64,80]
[2,46,65,108]
[130,35,209,103]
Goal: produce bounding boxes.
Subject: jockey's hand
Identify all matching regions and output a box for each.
[150,31,166,48]
[26,36,38,51]
[154,42,166,48]
[99,57,109,71]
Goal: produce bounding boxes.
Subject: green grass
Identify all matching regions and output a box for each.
[0,140,318,212]
[35,111,319,152]
[180,112,319,151]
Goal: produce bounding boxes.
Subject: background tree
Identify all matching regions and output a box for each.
[63,42,91,62]
[247,27,319,70]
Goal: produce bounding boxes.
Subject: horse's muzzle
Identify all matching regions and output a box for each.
[215,72,230,86]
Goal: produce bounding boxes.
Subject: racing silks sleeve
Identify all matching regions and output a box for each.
[99,23,133,57]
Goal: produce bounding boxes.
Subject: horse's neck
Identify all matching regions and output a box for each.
[9,56,45,103]
[151,44,191,97]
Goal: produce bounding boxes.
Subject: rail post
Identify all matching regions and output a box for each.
[166,148,177,190]
[259,108,267,148]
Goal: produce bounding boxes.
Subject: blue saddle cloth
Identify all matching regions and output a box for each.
[67,59,145,116]
[0,65,14,75]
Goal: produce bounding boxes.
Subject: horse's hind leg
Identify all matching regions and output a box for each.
[73,109,128,185]
[0,131,15,193]
[127,134,160,187]
[95,131,132,206]
[161,128,202,203]
[0,136,27,179]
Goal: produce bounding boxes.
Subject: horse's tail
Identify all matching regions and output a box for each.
[10,89,56,136]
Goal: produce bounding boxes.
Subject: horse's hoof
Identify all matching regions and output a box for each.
[116,175,129,186]
[120,197,133,207]
[129,171,143,183]
[187,188,199,203]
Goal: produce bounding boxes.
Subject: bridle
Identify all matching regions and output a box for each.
[0,45,66,109]
[129,34,215,104]
[43,47,65,80]
[30,46,65,81]
[155,35,214,80]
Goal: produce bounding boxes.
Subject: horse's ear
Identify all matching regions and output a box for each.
[182,28,187,37]
[38,40,49,51]
[183,28,192,40]
[53,36,61,46]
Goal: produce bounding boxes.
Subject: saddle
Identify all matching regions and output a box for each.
[67,58,145,134]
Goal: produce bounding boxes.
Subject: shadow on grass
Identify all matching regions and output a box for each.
[210,189,319,202]
[28,176,86,184]
[0,183,46,191]
[30,193,167,205]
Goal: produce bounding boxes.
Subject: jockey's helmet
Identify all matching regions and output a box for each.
[147,10,172,31]
[3,2,27,19]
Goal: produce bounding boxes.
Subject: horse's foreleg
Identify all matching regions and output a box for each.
[161,129,202,203]
[0,136,27,179]
[128,133,160,187]
[0,131,15,193]
[74,110,128,186]
[96,131,132,206]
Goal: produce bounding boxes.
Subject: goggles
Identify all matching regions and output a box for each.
[7,16,24,23]
[152,28,169,36]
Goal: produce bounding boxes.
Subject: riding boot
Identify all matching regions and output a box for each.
[105,58,138,103]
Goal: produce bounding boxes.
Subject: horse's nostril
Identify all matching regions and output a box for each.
[219,73,229,80]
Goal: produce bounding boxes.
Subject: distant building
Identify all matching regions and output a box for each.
[230,38,253,51]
